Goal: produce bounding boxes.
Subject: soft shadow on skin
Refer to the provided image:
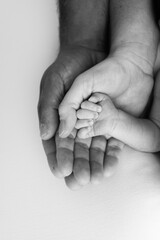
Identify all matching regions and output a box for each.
[65,145,160,194]
[155,151,160,165]
[116,145,160,197]
[62,146,160,240]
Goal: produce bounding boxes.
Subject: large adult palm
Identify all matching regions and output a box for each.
[38,46,109,189]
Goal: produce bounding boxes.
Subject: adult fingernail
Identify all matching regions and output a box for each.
[40,123,49,140]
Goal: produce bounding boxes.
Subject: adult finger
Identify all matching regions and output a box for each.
[56,129,76,176]
[104,138,124,177]
[42,138,63,178]
[73,137,92,186]
[90,136,106,185]
[38,64,64,140]
[65,173,84,191]
[38,65,65,177]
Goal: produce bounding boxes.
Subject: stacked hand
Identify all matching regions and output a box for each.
[38,46,111,189]
[38,43,157,190]
[38,0,159,190]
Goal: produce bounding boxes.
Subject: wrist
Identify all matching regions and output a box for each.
[57,45,106,73]
[109,39,158,75]
[106,109,120,138]
[110,19,159,74]
[51,46,105,91]
[60,39,107,53]
[59,0,108,52]
[109,109,129,139]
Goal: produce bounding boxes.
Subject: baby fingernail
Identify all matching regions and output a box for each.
[89,96,96,102]
[97,106,102,112]
[94,112,99,119]
[89,119,94,125]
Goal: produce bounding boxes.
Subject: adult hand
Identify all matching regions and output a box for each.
[38,47,110,189]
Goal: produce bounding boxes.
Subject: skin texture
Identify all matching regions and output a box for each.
[75,93,120,139]
[58,0,159,188]
[38,0,159,190]
[75,75,160,152]
[38,47,111,189]
[58,49,155,137]
[38,0,110,189]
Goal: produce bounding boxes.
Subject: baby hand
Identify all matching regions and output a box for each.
[75,93,119,139]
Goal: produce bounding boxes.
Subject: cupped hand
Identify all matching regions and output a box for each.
[58,45,155,179]
[38,46,109,189]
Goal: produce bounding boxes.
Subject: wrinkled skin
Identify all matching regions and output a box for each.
[38,41,159,190]
[38,0,160,189]
[57,43,158,190]
[59,45,154,138]
[38,46,113,190]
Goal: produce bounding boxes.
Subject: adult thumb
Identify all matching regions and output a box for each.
[38,104,59,140]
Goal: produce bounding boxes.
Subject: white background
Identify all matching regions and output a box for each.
[1,1,160,240]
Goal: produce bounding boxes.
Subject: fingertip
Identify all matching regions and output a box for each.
[91,176,102,185]
[40,123,53,140]
[80,101,86,109]
[57,148,73,177]
[73,158,90,186]
[39,108,59,140]
[94,112,99,119]
[88,96,98,103]
[65,174,83,191]
[46,152,64,178]
[75,121,81,130]
[91,166,103,185]
[58,120,70,138]
[104,155,118,178]
[96,107,102,113]
[49,164,64,178]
